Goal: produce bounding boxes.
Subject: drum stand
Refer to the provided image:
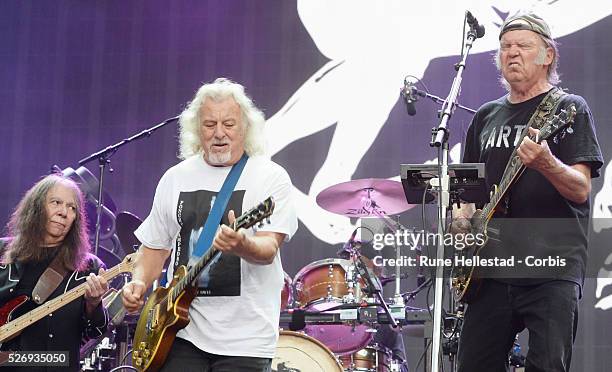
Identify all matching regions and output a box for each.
[368,209,415,322]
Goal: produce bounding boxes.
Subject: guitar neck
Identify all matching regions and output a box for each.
[0,261,129,342]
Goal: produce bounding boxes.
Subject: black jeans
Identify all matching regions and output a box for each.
[457,279,579,372]
[160,337,272,372]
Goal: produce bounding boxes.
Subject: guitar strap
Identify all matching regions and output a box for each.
[31,251,69,305]
[192,153,249,258]
[499,87,567,211]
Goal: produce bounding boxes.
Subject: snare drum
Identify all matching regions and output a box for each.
[294,259,373,355]
[273,331,343,372]
[339,344,392,372]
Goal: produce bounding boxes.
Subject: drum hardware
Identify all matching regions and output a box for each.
[57,165,118,243]
[280,307,430,327]
[353,255,398,329]
[81,336,117,371]
[116,211,143,253]
[339,343,395,372]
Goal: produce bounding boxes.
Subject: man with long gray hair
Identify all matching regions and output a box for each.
[453,11,603,372]
[0,174,109,372]
[122,78,297,371]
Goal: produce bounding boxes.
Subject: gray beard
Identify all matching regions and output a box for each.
[207,151,232,165]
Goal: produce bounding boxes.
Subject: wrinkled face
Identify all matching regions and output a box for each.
[44,182,77,246]
[500,29,552,87]
[199,97,247,166]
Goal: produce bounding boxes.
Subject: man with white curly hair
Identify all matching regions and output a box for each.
[122,78,297,371]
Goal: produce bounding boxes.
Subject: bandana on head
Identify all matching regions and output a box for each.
[499,12,552,40]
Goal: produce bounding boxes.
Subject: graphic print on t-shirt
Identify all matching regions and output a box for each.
[175,189,245,297]
[481,124,527,151]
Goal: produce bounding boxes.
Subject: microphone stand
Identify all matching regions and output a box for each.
[353,254,398,328]
[428,17,481,372]
[78,115,180,255]
[410,88,477,114]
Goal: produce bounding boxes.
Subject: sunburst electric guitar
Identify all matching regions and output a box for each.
[0,253,135,344]
[451,104,576,303]
[132,197,275,371]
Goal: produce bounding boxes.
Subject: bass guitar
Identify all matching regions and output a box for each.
[451,104,576,303]
[0,253,135,343]
[132,197,275,371]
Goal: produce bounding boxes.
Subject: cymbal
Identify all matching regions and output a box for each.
[115,211,142,253]
[316,178,412,217]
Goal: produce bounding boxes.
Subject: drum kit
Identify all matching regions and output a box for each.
[275,178,422,372]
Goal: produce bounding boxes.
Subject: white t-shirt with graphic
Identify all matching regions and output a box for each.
[135,154,297,358]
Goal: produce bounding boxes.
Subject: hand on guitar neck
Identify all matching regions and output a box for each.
[518,127,591,204]
[214,210,284,265]
[84,267,110,316]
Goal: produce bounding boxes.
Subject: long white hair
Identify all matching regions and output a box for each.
[178,78,266,160]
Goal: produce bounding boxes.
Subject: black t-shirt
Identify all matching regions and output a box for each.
[462,89,603,286]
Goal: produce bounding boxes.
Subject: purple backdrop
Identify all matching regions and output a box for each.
[1,1,611,370]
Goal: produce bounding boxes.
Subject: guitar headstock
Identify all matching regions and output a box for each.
[235,197,275,230]
[537,103,577,143]
[115,253,136,275]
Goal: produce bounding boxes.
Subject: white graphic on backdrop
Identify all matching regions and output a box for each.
[266,1,612,245]
[594,160,612,310]
[593,160,612,233]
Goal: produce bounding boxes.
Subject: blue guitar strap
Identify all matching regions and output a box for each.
[192,153,248,258]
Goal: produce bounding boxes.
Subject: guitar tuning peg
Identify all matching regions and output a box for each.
[266,217,271,224]
[258,221,264,228]
[566,127,573,134]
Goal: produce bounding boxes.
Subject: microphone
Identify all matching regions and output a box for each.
[344,228,359,249]
[401,80,418,116]
[401,79,429,116]
[466,11,485,39]
[337,228,360,258]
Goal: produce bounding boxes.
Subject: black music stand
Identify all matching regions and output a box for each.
[400,163,488,205]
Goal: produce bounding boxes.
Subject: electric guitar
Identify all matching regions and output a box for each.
[0,253,135,343]
[132,197,275,371]
[451,104,576,303]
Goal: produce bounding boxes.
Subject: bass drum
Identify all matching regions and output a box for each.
[273,331,343,372]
